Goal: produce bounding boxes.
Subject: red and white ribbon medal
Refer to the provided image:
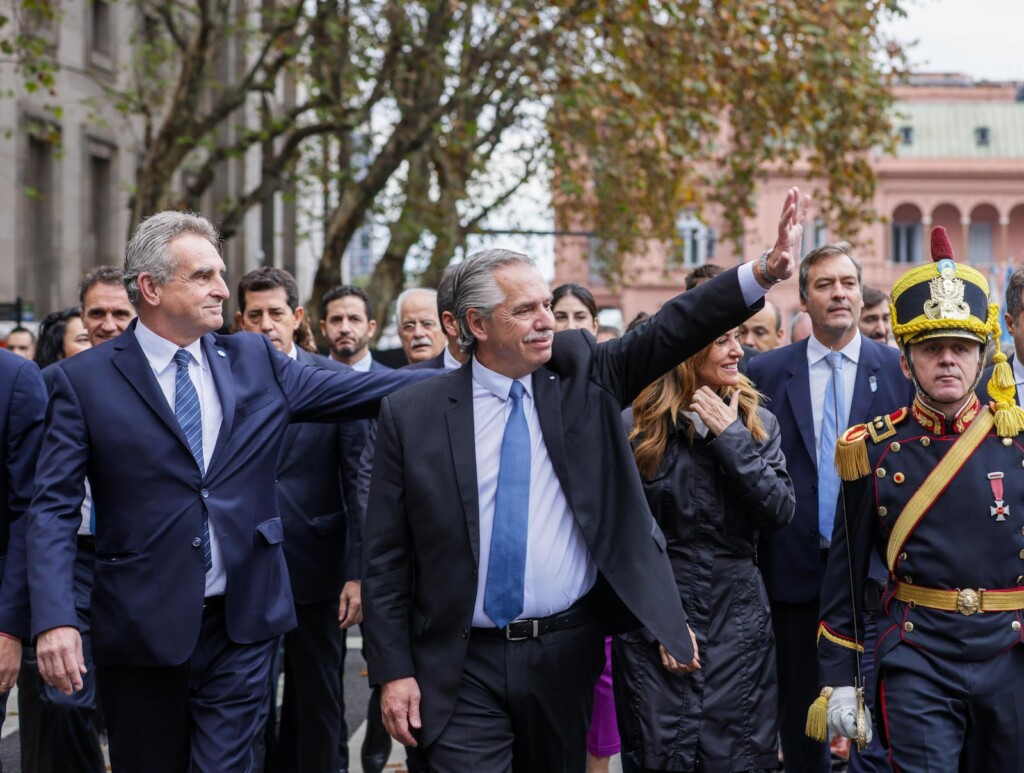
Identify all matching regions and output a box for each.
[988,472,1008,522]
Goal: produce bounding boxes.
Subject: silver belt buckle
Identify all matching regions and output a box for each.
[956,588,981,616]
[505,619,539,641]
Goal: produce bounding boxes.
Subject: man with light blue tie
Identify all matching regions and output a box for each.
[27,211,432,771]
[747,243,912,773]
[362,186,806,773]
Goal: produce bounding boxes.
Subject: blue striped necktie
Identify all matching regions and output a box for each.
[484,381,531,628]
[818,351,845,542]
[174,349,212,571]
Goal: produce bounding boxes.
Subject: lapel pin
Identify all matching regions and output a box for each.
[869,375,877,393]
[548,375,555,380]
[217,350,226,357]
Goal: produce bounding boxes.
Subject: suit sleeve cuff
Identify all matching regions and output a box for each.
[738,261,769,307]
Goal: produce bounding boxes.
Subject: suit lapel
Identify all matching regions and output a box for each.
[784,339,817,465]
[276,348,309,465]
[532,366,576,516]
[111,325,195,459]
[203,334,235,475]
[447,364,481,566]
[849,338,880,426]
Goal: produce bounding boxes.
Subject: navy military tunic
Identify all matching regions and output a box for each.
[818,393,1024,770]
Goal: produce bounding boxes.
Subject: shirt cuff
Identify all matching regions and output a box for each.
[738,262,768,308]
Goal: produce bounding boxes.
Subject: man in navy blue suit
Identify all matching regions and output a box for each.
[320,286,390,373]
[0,349,47,744]
[747,243,912,772]
[236,266,368,772]
[27,211,430,772]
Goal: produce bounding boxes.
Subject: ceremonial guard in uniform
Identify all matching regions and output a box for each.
[807,227,1024,771]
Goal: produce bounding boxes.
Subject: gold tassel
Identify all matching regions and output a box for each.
[987,336,1024,438]
[834,437,870,481]
[805,686,833,742]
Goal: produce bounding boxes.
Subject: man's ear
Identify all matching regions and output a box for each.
[466,308,487,342]
[293,306,305,325]
[138,273,161,307]
[441,310,460,340]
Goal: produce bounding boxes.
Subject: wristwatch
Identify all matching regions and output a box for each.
[758,249,783,285]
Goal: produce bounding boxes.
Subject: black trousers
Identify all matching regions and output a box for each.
[272,598,346,772]
[426,621,605,773]
[770,598,831,773]
[97,600,275,773]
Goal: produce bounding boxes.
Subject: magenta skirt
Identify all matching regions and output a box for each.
[587,636,621,756]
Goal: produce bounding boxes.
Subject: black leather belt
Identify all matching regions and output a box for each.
[203,595,225,612]
[471,600,593,642]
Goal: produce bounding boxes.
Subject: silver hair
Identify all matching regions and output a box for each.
[123,211,221,307]
[454,248,536,354]
[394,287,439,326]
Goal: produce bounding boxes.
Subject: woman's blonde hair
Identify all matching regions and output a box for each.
[630,339,767,478]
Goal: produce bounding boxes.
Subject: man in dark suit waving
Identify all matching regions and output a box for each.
[27,211,429,771]
[746,243,912,772]
[362,188,805,771]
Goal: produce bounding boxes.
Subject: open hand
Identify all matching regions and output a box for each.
[690,386,740,437]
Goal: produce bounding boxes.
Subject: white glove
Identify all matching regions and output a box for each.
[826,686,873,745]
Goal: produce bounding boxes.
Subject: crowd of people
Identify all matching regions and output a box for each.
[1,185,1022,773]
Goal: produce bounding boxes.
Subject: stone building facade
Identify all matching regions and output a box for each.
[554,74,1024,340]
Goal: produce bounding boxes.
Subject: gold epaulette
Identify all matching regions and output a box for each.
[834,407,909,482]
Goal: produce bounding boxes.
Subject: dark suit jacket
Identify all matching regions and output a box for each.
[276,348,370,604]
[746,337,913,604]
[362,267,762,746]
[0,351,46,639]
[27,322,428,667]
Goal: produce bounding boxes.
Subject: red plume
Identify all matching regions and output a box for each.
[930,226,954,262]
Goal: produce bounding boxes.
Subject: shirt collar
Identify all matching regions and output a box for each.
[807,330,862,367]
[349,349,372,372]
[472,356,534,402]
[135,320,205,374]
[681,409,710,438]
[443,346,462,371]
[287,344,299,361]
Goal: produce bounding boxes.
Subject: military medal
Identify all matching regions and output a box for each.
[988,472,1008,522]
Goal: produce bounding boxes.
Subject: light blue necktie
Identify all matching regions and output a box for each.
[484,381,531,628]
[818,351,845,542]
[174,349,212,571]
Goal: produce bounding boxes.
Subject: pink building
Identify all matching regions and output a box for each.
[554,74,1024,339]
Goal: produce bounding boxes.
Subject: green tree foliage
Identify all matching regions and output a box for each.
[4,0,905,336]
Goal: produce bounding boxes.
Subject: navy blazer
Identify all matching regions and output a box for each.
[746,337,913,604]
[27,322,429,667]
[0,351,46,639]
[275,348,370,604]
[363,267,763,746]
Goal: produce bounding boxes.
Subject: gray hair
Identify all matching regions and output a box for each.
[1007,268,1024,323]
[454,248,536,354]
[123,211,220,307]
[395,288,439,325]
[798,242,861,302]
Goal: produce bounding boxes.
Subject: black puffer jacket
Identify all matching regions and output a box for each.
[614,407,795,772]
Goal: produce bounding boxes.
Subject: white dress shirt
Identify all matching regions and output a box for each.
[349,349,373,372]
[134,321,226,597]
[471,357,597,627]
[1013,354,1024,406]
[807,331,861,460]
[443,346,462,370]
